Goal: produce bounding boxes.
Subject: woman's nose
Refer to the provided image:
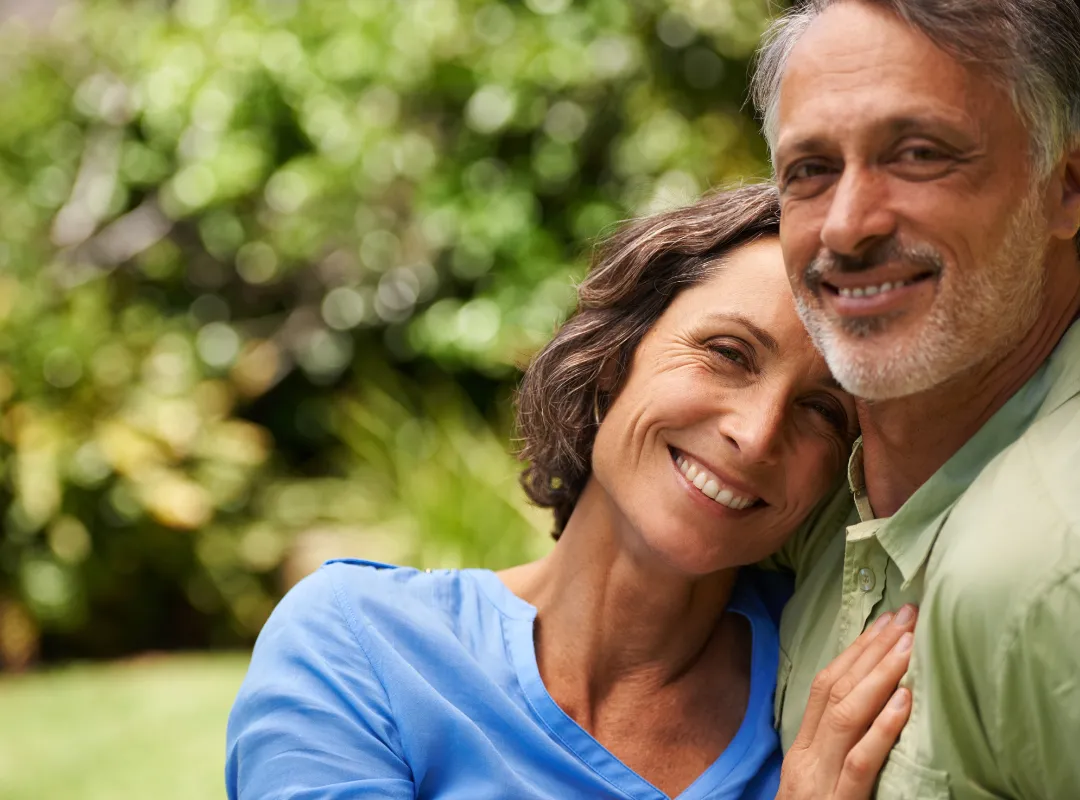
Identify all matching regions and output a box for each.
[717,395,786,465]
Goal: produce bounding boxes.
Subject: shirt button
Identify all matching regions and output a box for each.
[857,567,876,592]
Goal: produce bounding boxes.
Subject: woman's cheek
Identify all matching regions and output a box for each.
[792,445,836,512]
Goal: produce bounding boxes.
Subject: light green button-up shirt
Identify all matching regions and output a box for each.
[775,320,1080,799]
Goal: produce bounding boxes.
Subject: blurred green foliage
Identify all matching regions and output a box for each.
[0,0,772,665]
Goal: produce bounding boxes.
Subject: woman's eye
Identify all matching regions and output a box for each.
[710,343,751,369]
[806,398,848,432]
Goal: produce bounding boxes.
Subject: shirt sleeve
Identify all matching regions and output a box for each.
[996,566,1080,799]
[225,568,415,800]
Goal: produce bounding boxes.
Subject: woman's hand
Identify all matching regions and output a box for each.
[776,606,917,800]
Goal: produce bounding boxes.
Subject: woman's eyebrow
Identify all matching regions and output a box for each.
[703,312,779,355]
[819,373,843,391]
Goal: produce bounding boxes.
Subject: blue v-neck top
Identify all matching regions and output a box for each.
[226,559,787,800]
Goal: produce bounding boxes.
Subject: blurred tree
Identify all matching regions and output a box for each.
[0,0,774,665]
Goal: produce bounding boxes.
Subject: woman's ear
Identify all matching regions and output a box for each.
[592,357,622,426]
[596,357,620,393]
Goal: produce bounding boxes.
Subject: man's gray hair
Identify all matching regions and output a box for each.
[751,0,1080,177]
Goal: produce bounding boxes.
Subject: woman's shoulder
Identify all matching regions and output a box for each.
[264,558,504,656]
[266,558,426,629]
[316,557,437,611]
[234,559,503,721]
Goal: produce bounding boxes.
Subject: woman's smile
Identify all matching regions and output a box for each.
[669,447,763,512]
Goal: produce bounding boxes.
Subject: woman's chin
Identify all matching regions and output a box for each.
[633,523,741,577]
[630,507,787,576]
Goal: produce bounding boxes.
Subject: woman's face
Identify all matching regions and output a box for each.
[591,237,856,574]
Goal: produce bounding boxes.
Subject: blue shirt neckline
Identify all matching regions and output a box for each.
[469,569,775,800]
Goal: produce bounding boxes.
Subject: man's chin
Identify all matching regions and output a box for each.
[820,336,951,401]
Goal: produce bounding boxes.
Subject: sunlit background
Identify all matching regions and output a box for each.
[0,0,776,795]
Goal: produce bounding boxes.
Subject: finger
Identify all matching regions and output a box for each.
[818,630,914,762]
[833,688,911,800]
[791,611,896,749]
[827,606,917,709]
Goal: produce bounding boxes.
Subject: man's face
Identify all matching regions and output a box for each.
[773,2,1050,400]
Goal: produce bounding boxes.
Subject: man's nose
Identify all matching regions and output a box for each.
[820,166,896,257]
[717,394,786,465]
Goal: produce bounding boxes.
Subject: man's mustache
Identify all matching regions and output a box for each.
[804,238,945,291]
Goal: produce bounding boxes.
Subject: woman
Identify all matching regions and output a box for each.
[226,184,915,799]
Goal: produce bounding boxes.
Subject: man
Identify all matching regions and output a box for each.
[750,1,1080,797]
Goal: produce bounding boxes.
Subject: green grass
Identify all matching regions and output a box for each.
[0,652,250,800]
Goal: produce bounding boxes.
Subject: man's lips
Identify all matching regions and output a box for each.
[820,266,938,293]
[804,261,939,317]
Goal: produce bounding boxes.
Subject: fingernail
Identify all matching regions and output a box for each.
[894,605,915,625]
[872,613,893,632]
[893,632,913,653]
[890,689,910,710]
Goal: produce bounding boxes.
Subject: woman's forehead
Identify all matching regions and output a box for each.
[671,238,793,318]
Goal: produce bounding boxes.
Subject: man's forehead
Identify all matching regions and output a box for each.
[775,2,999,149]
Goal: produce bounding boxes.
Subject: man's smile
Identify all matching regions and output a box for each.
[811,263,940,319]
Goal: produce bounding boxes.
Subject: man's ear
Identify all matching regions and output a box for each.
[1048,143,1080,241]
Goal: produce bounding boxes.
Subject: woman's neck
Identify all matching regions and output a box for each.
[499,479,738,719]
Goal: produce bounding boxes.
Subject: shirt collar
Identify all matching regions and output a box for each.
[846,318,1080,587]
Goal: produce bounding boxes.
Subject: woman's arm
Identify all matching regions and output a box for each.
[777,607,917,799]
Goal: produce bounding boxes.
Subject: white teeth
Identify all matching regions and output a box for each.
[837,279,910,299]
[672,451,759,511]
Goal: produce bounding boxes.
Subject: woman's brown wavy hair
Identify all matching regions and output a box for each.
[516,183,782,538]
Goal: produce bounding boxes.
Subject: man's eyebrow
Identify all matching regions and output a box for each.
[777,114,972,161]
[883,114,971,138]
[774,135,833,164]
[706,312,779,355]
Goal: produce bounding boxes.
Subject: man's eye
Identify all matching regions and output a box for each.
[786,161,832,183]
[897,146,946,162]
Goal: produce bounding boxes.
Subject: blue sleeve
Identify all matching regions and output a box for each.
[225,568,415,799]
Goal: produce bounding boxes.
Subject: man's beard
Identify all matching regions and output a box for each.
[793,190,1048,401]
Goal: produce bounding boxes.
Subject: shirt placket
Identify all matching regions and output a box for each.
[837,525,889,652]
